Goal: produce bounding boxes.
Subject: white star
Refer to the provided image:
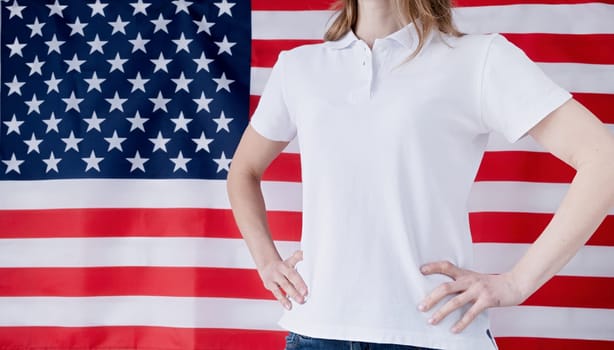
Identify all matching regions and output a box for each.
[214,0,235,17]
[126,151,148,172]
[194,14,214,35]
[149,131,170,152]
[215,35,236,55]
[193,52,213,72]
[26,56,44,76]
[172,0,192,14]
[151,52,171,73]
[43,112,61,133]
[65,54,85,73]
[109,15,128,35]
[88,34,107,54]
[45,34,65,54]
[83,150,103,172]
[5,76,24,96]
[171,111,191,132]
[45,72,62,93]
[62,91,83,112]
[213,111,233,132]
[6,38,26,57]
[2,154,24,174]
[43,152,61,173]
[106,91,127,112]
[25,95,44,114]
[104,131,126,151]
[193,92,213,113]
[88,0,107,17]
[149,91,171,112]
[7,1,26,19]
[27,18,45,37]
[83,111,104,132]
[172,72,192,92]
[213,72,234,92]
[107,53,128,72]
[67,18,88,36]
[47,0,67,17]
[127,111,148,132]
[128,72,148,92]
[3,115,23,135]
[192,131,213,152]
[129,33,149,53]
[151,14,171,33]
[213,151,232,173]
[84,72,105,92]
[62,131,83,152]
[130,0,150,15]
[173,33,192,53]
[170,151,190,172]
[24,134,42,154]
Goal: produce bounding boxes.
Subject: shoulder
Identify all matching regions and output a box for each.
[430,32,500,53]
[278,41,331,61]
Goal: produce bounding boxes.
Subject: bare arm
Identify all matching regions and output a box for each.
[419,98,614,332]
[226,125,308,310]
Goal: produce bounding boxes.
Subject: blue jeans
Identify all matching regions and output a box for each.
[284,332,441,350]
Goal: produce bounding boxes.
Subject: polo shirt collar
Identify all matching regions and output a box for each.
[327,20,421,50]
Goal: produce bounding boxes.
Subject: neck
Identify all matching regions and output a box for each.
[354,0,403,48]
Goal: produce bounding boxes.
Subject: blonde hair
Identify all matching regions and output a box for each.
[324,0,464,59]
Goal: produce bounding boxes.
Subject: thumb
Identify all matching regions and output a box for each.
[286,250,303,267]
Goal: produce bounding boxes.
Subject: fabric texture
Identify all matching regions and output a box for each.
[250,22,571,350]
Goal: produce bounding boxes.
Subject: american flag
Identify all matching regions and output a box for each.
[0,0,612,349]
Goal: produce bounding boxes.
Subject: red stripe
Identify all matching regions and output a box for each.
[0,267,272,299]
[573,93,614,124]
[249,95,260,117]
[1,267,612,308]
[0,326,287,350]
[0,208,302,240]
[262,152,302,182]
[251,0,614,10]
[3,209,612,245]
[496,337,614,350]
[476,151,575,183]
[470,212,614,246]
[522,276,614,308]
[503,34,614,64]
[263,151,577,183]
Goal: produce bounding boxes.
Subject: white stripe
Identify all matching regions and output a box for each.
[2,180,614,215]
[0,237,296,269]
[469,181,614,215]
[473,243,614,277]
[251,64,614,96]
[453,4,614,35]
[541,63,614,94]
[0,296,611,340]
[488,306,614,340]
[0,179,302,211]
[486,125,614,152]
[251,5,614,39]
[0,238,611,277]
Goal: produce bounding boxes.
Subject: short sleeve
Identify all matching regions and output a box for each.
[249,51,297,142]
[481,34,572,143]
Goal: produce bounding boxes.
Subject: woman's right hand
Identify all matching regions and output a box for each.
[259,250,308,310]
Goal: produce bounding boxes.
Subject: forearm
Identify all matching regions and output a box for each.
[227,170,282,271]
[508,159,614,298]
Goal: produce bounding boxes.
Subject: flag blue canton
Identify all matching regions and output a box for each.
[0,0,250,179]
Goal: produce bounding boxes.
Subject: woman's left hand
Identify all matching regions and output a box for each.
[418,261,527,333]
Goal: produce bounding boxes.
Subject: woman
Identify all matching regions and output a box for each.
[227,0,614,349]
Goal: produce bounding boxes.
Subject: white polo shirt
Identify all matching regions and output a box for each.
[249,22,571,350]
